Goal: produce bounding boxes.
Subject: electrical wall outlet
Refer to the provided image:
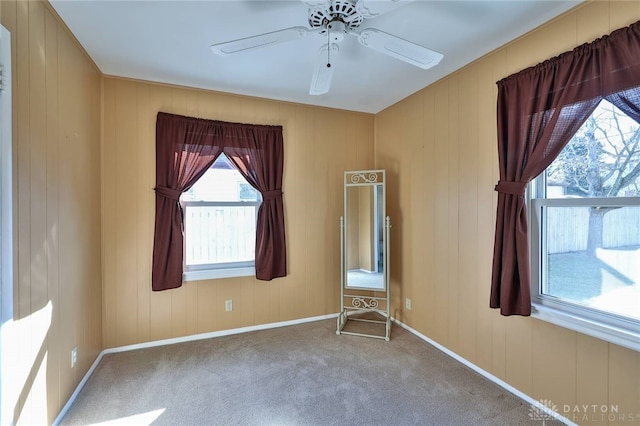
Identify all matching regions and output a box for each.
[405,298,412,310]
[225,299,233,312]
[71,347,77,368]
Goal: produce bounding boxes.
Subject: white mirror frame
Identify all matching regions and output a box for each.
[337,169,391,341]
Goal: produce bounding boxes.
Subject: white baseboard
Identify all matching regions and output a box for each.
[391,318,577,426]
[54,313,575,426]
[103,313,339,354]
[53,313,339,425]
[52,351,104,426]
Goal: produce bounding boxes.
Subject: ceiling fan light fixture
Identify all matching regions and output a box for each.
[327,20,346,43]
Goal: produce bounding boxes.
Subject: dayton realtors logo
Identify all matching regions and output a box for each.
[529,399,640,423]
[528,399,560,423]
[561,404,639,423]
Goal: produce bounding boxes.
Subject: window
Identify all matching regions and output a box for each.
[153,112,285,291]
[181,154,262,280]
[530,100,640,350]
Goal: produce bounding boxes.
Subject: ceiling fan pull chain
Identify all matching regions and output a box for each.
[327,24,332,68]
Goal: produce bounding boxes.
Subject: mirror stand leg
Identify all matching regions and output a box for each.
[385,316,391,341]
[336,310,347,334]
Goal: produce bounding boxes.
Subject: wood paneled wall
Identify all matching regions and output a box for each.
[101,78,374,348]
[1,1,102,424]
[375,1,640,424]
[4,0,639,423]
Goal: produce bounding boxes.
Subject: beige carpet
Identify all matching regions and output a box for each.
[60,318,562,425]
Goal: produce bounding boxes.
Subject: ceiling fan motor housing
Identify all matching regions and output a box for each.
[308,0,364,37]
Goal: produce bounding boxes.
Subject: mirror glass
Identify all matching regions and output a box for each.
[344,172,385,290]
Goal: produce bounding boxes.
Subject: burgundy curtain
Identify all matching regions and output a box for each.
[491,20,640,315]
[224,128,286,281]
[152,112,286,291]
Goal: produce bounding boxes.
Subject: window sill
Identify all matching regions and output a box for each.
[531,303,640,352]
[183,267,255,282]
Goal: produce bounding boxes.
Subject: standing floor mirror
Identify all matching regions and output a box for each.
[337,170,391,341]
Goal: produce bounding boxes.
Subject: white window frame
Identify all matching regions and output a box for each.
[1,24,14,425]
[181,164,262,281]
[529,176,640,352]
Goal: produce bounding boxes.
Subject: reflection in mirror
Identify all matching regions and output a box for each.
[345,184,384,290]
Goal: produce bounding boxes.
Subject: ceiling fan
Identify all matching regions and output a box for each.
[210,0,443,95]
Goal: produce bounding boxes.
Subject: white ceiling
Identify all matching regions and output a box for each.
[49,0,583,114]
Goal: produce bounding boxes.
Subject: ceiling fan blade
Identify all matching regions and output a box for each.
[211,27,309,55]
[310,43,339,95]
[355,0,414,19]
[355,29,443,69]
[300,0,331,10]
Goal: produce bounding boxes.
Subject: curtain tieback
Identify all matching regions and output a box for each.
[494,180,526,196]
[262,190,282,200]
[154,186,182,201]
